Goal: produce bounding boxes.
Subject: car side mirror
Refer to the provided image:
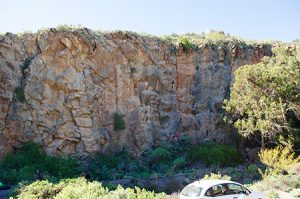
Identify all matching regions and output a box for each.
[243,190,250,195]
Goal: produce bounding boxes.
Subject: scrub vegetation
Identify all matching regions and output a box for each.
[1,28,300,198]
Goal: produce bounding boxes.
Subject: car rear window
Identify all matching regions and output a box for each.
[181,185,203,197]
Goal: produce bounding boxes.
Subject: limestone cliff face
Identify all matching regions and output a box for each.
[0,28,272,158]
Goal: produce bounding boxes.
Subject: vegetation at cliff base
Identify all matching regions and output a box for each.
[0,143,82,184]
[2,141,299,198]
[0,139,243,186]
[189,142,243,167]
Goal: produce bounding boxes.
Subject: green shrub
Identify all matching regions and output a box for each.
[15,180,59,199]
[178,36,193,53]
[149,147,172,164]
[202,172,231,180]
[0,142,82,184]
[55,178,108,199]
[12,177,167,199]
[87,149,141,180]
[266,189,279,199]
[113,112,126,131]
[154,163,170,174]
[45,155,82,179]
[247,164,259,174]
[168,136,194,156]
[15,86,25,103]
[188,142,243,167]
[138,171,152,179]
[172,157,186,170]
[259,145,300,176]
[106,185,166,199]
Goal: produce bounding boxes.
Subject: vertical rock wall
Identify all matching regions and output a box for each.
[0,29,272,158]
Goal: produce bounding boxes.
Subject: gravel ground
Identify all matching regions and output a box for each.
[0,189,10,199]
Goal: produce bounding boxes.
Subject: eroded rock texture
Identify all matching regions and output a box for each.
[0,29,272,158]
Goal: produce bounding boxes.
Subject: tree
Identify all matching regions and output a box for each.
[224,46,300,148]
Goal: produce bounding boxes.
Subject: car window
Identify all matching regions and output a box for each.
[227,183,245,194]
[181,185,203,197]
[205,184,226,197]
[205,187,214,197]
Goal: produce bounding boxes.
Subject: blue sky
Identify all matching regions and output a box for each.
[0,0,299,41]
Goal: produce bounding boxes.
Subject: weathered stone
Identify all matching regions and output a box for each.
[0,29,272,157]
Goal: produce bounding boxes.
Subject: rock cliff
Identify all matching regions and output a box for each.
[0,28,272,158]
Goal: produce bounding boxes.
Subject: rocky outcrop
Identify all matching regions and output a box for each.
[0,28,272,158]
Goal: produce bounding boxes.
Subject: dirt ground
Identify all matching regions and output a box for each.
[277,190,297,199]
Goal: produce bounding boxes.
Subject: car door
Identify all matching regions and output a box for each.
[203,184,232,199]
[225,183,251,199]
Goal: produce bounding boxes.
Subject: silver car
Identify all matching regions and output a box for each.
[180,180,265,199]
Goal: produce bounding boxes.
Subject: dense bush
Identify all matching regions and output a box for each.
[0,143,82,184]
[14,180,60,199]
[149,147,172,164]
[167,136,194,156]
[224,47,300,147]
[88,138,193,180]
[12,177,167,199]
[259,145,300,175]
[87,139,243,180]
[87,149,145,180]
[188,142,243,167]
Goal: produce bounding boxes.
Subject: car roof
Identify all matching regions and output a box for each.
[189,180,240,190]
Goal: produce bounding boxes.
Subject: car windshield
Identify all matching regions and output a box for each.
[181,185,203,197]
